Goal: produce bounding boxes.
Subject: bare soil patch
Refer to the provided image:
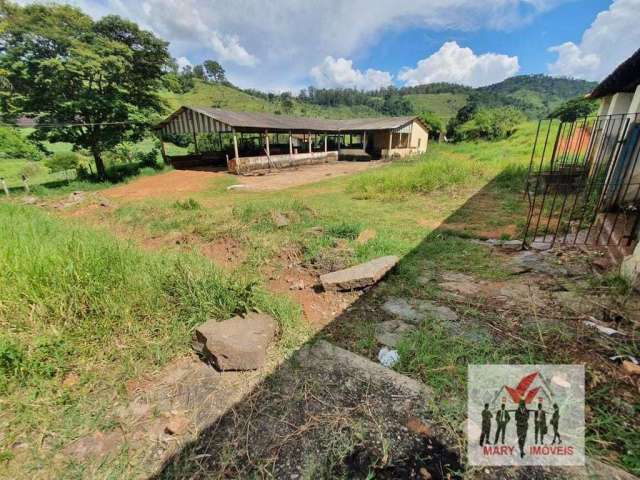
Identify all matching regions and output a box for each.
[102,169,227,201]
[98,161,379,202]
[233,161,382,191]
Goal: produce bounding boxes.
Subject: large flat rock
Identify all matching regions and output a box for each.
[195,312,276,371]
[320,255,399,291]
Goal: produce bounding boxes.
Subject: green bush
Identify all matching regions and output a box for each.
[455,107,525,141]
[44,151,81,173]
[418,111,444,137]
[0,125,43,161]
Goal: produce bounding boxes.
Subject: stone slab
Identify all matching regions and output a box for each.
[195,312,276,371]
[320,255,399,291]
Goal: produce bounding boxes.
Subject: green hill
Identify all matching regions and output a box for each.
[473,75,598,119]
[161,80,380,119]
[404,93,469,123]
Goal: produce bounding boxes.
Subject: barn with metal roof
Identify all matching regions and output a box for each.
[155,106,429,173]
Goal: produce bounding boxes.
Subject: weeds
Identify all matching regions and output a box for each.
[0,203,302,474]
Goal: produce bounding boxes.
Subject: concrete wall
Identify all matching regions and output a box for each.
[229,151,338,174]
[409,120,429,153]
[370,122,429,158]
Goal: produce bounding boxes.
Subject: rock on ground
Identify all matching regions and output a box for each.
[320,255,398,291]
[195,312,276,371]
[375,319,416,347]
[439,272,480,296]
[382,298,458,325]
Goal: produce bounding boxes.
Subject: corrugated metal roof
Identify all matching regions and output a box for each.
[157,106,424,133]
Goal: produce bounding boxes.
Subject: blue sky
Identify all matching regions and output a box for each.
[361,1,611,78]
[17,0,640,91]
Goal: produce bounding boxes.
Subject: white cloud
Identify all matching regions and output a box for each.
[310,57,392,90]
[15,0,570,90]
[398,41,520,87]
[209,32,258,67]
[547,0,640,80]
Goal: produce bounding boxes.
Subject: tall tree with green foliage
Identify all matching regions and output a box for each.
[0,1,171,179]
[203,60,226,83]
[549,97,598,122]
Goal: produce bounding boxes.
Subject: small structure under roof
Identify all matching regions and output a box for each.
[155,106,429,173]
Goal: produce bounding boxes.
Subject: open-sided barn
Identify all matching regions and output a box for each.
[155,107,429,173]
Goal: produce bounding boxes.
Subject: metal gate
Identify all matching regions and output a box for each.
[523,113,640,248]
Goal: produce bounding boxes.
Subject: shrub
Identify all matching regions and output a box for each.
[0,125,43,161]
[454,107,525,141]
[419,111,444,138]
[44,151,81,173]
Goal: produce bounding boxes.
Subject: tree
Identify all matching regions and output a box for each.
[280,92,294,114]
[0,125,43,160]
[453,107,525,141]
[203,60,226,83]
[418,111,443,138]
[192,64,206,81]
[0,2,171,179]
[549,97,598,122]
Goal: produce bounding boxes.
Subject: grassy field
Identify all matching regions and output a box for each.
[405,92,469,123]
[0,202,304,477]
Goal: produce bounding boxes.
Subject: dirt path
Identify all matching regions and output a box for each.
[101,161,380,201]
[233,161,382,192]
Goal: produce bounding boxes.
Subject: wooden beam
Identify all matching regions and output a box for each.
[308,132,312,154]
[265,131,270,157]
[363,131,367,150]
[324,134,327,153]
[388,130,392,155]
[289,131,293,156]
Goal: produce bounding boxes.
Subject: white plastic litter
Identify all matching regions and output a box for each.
[378,347,399,368]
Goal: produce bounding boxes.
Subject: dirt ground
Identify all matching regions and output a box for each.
[102,161,381,201]
[232,161,381,192]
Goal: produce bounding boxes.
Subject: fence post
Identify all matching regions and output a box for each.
[1,177,9,196]
[22,175,30,194]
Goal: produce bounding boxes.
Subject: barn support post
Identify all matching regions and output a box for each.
[265,130,270,157]
[233,131,239,159]
[289,131,293,156]
[193,132,199,154]
[363,131,367,150]
[388,130,393,157]
[308,132,312,154]
[324,134,327,153]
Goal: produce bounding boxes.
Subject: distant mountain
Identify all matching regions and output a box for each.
[402,75,598,121]
[161,75,598,124]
